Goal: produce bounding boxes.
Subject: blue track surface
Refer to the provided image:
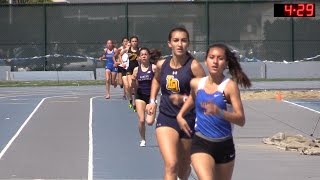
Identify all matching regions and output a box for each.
[289,99,320,112]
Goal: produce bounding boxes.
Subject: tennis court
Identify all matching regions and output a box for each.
[0,82,319,179]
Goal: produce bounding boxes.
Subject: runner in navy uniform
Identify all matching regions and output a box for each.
[146,27,206,180]
[132,47,157,147]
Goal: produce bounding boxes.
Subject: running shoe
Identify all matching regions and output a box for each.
[139,140,146,147]
[133,105,137,112]
[128,103,133,109]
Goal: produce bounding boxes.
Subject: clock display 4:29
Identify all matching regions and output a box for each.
[274,3,315,17]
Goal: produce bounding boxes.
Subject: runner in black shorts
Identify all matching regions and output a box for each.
[116,37,129,99]
[132,47,157,147]
[177,43,251,179]
[146,27,206,180]
[126,35,140,111]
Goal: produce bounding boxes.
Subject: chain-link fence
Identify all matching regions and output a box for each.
[0,1,319,71]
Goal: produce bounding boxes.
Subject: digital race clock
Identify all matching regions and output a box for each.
[274,3,315,17]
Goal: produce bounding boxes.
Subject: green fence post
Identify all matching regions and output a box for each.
[206,0,209,49]
[291,17,294,62]
[44,4,47,71]
[125,2,129,40]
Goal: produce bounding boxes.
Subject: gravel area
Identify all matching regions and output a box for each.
[241,90,320,100]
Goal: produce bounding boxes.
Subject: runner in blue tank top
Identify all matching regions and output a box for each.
[177,43,251,180]
[99,40,118,99]
[105,48,115,71]
[146,27,206,180]
[132,47,157,147]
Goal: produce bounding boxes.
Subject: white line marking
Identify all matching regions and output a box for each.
[0,94,79,160]
[283,100,320,114]
[0,97,47,159]
[88,96,102,180]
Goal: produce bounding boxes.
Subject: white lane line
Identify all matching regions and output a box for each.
[0,95,80,160]
[88,96,102,180]
[0,97,47,159]
[283,100,320,114]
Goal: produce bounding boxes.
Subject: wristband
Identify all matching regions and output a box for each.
[149,99,157,104]
[183,95,188,103]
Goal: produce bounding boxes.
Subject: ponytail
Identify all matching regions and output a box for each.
[150,48,162,64]
[206,43,251,88]
[228,51,251,88]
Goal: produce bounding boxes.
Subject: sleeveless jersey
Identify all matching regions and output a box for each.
[194,77,233,138]
[105,49,115,68]
[128,47,139,61]
[136,64,154,95]
[121,52,129,70]
[159,55,195,118]
[128,47,139,69]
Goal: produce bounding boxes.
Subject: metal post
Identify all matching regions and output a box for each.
[310,116,320,137]
[125,2,129,39]
[206,0,209,49]
[44,5,48,71]
[291,17,294,62]
[9,0,13,24]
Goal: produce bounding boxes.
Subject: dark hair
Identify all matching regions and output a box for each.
[168,27,190,42]
[121,37,128,42]
[150,48,161,59]
[139,47,150,55]
[105,39,113,44]
[149,48,162,64]
[206,43,251,88]
[130,35,139,42]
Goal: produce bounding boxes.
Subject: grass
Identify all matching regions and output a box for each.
[0,78,319,87]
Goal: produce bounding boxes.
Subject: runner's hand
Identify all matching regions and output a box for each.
[201,101,219,115]
[177,114,192,137]
[146,103,156,115]
[114,62,120,67]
